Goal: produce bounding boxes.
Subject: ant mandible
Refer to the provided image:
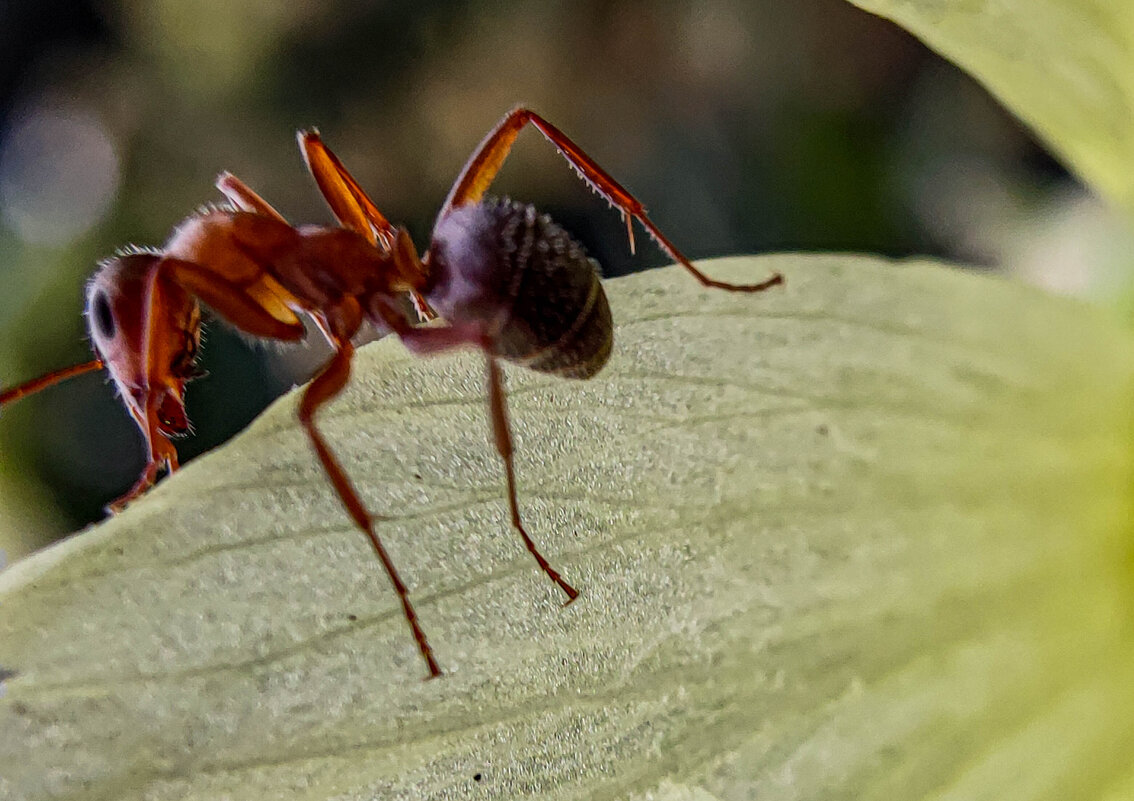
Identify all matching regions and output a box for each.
[1,107,783,678]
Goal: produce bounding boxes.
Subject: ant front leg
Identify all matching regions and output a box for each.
[215,172,289,222]
[297,336,442,679]
[107,430,179,513]
[440,107,783,293]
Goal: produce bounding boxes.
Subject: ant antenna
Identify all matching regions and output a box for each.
[0,359,104,407]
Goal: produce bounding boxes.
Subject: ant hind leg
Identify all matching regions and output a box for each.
[370,299,580,605]
[440,107,784,293]
[484,355,579,604]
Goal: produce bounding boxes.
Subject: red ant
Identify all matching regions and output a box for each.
[1,108,782,677]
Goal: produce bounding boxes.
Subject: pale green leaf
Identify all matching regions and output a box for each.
[845,0,1134,215]
[1,257,1131,800]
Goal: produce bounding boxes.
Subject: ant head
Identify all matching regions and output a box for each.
[86,252,202,440]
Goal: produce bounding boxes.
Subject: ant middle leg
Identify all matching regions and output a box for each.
[299,337,442,679]
[439,107,784,293]
[298,130,396,251]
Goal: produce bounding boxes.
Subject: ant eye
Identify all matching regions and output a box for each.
[91,291,115,340]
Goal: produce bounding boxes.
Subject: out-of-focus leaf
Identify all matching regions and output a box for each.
[846,0,1134,215]
[1,257,1131,800]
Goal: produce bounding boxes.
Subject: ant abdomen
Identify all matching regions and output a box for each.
[427,198,612,379]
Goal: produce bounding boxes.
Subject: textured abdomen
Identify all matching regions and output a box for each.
[427,198,612,379]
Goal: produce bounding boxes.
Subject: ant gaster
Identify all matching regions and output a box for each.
[1,108,783,677]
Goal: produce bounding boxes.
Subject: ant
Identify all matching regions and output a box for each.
[1,108,782,677]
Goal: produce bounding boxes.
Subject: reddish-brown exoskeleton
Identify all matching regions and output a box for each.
[1,108,782,677]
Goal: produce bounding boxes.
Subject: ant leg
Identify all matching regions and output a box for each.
[298,134,434,320]
[106,434,179,512]
[161,259,306,341]
[107,464,160,513]
[107,458,164,513]
[299,339,442,679]
[370,298,579,603]
[215,172,289,222]
[440,107,783,293]
[485,355,579,604]
[298,131,396,250]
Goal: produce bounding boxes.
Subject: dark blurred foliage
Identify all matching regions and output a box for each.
[0,0,1072,553]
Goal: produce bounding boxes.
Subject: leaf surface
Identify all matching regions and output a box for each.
[846,0,1134,214]
[1,257,1131,800]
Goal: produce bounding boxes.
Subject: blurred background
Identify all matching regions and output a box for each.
[0,0,1127,559]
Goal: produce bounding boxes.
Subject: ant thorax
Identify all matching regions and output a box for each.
[427,198,613,378]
